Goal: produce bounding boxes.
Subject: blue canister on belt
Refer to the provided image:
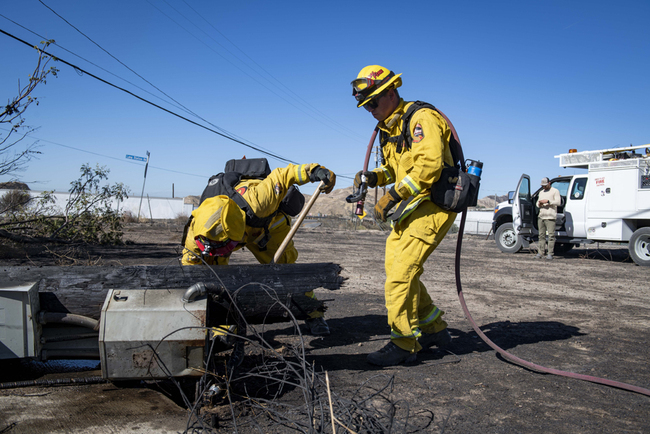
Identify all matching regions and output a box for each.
[466,160,482,207]
[467,160,483,178]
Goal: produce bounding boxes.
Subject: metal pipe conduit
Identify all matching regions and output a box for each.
[38,312,98,330]
[182,282,224,303]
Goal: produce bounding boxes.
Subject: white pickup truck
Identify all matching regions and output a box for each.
[493,145,650,266]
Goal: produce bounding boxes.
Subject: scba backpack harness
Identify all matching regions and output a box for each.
[378,101,481,214]
[184,158,305,250]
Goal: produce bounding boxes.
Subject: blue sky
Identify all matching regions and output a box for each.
[1,0,649,200]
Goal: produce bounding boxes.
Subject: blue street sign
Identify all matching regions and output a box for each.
[126,154,147,162]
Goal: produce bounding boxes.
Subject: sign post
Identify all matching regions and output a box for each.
[126,152,150,219]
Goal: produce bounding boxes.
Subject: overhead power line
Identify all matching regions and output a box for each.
[0,12,193,116]
[0,127,207,179]
[33,2,274,158]
[174,0,364,141]
[146,0,363,142]
[0,28,298,165]
[38,0,169,99]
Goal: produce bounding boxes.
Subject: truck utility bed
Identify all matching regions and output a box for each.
[556,144,650,170]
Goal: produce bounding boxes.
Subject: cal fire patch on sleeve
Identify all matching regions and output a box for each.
[236,186,248,195]
[412,123,425,143]
[274,182,283,195]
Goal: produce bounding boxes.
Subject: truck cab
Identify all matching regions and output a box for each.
[495,145,650,266]
[494,175,579,255]
[511,174,587,249]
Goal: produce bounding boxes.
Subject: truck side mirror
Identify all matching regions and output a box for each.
[507,191,515,204]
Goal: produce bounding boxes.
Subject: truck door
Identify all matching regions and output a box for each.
[548,178,571,235]
[564,176,588,237]
[513,174,533,237]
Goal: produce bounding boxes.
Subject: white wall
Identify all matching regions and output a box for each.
[0,189,193,220]
[454,210,494,235]
[2,189,496,228]
[117,196,193,220]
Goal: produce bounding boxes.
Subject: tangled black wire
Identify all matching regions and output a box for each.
[144,256,435,433]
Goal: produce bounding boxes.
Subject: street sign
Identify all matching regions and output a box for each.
[126,155,147,162]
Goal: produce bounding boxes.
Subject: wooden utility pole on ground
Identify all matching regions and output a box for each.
[0,263,343,323]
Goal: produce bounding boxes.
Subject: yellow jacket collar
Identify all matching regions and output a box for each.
[378,99,407,131]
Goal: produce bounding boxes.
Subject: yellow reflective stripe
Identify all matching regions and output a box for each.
[295,164,309,183]
[270,216,286,230]
[419,307,441,327]
[391,327,421,339]
[252,216,288,244]
[380,167,393,183]
[395,196,429,224]
[400,174,421,196]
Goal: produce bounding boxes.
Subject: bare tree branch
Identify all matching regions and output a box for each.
[1,40,58,177]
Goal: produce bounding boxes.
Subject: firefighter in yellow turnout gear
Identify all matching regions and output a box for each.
[352,65,456,366]
[182,162,336,336]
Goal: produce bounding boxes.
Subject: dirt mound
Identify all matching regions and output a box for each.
[0,181,29,190]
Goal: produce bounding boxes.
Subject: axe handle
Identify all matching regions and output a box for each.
[273,181,324,264]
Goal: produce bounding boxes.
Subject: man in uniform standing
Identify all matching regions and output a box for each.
[351,65,456,366]
[535,177,561,260]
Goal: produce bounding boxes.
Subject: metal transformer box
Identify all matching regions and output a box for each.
[0,282,41,359]
[99,288,206,380]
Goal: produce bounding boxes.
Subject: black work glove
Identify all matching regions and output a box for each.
[374,187,401,222]
[309,166,336,194]
[353,170,378,189]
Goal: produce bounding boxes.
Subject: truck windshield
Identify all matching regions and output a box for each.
[551,180,570,196]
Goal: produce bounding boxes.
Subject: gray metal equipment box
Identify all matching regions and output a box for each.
[0,282,41,359]
[99,288,206,380]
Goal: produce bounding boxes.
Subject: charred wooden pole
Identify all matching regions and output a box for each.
[0,263,343,323]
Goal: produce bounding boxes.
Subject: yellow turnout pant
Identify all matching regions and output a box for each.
[384,200,456,352]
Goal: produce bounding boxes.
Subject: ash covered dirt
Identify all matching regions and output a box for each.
[1,221,649,433]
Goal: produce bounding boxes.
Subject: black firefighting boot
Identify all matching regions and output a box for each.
[418,328,452,351]
[366,341,416,366]
[305,317,330,336]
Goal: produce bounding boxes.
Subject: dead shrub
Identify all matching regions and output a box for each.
[122,210,138,223]
[174,212,190,224]
[0,189,32,215]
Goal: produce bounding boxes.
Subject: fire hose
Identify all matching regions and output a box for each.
[345,127,379,214]
[454,210,650,397]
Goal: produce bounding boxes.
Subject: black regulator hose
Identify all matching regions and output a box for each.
[0,376,107,390]
[454,210,650,397]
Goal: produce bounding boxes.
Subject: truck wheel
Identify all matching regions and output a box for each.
[629,227,650,266]
[495,222,523,253]
[554,243,574,255]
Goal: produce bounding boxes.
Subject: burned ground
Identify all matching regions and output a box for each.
[0,221,649,433]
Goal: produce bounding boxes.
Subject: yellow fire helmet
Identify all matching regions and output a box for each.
[191,195,246,244]
[351,65,402,108]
